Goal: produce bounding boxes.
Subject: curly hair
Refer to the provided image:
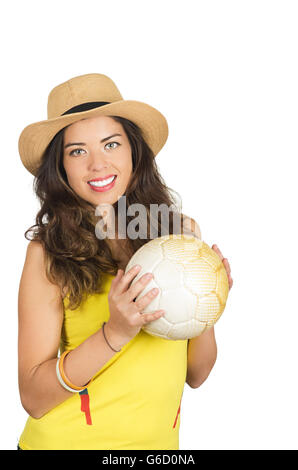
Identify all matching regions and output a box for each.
[24,115,185,310]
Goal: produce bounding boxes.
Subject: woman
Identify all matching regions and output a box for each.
[17,73,233,450]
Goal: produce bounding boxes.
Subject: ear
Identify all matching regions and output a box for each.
[181,214,202,240]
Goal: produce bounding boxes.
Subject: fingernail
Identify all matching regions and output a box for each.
[145,273,153,279]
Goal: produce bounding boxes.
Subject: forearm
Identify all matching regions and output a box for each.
[186,326,217,388]
[23,324,129,419]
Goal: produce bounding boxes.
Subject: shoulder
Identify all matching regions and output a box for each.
[181,213,202,240]
[26,239,44,254]
[25,240,68,300]
[25,240,46,267]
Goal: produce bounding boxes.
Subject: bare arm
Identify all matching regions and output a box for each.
[186,326,217,388]
[18,241,128,419]
[181,215,217,388]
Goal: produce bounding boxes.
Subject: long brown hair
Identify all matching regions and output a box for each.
[25,115,184,310]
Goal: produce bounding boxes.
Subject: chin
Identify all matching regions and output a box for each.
[90,193,120,208]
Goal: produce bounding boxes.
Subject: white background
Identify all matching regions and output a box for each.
[1,0,297,450]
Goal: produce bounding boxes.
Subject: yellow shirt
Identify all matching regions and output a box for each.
[18,273,188,450]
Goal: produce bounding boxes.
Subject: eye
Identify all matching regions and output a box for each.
[69,148,85,156]
[68,141,120,157]
[105,141,120,150]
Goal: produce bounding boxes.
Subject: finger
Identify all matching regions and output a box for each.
[140,309,165,325]
[125,271,154,303]
[115,264,141,295]
[212,244,224,260]
[134,286,160,312]
[111,269,123,285]
[222,258,231,274]
[115,268,122,278]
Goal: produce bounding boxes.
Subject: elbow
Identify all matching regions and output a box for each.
[187,374,209,389]
[187,356,217,389]
[20,393,42,420]
[22,404,43,420]
[187,373,211,389]
[28,409,43,420]
[187,380,201,389]
[20,400,34,419]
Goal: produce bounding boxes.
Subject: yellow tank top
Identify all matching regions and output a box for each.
[18,273,188,450]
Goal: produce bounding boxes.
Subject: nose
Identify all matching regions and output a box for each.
[87,150,110,172]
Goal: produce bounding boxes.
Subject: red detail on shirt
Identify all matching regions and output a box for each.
[80,392,92,425]
[173,398,181,429]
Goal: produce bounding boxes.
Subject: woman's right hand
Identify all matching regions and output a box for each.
[105,264,164,346]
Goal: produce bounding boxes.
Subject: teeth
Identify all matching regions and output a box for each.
[89,176,116,187]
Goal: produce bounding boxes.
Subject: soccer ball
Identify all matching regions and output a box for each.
[125,234,229,340]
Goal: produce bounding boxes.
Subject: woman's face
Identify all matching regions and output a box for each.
[63,115,133,207]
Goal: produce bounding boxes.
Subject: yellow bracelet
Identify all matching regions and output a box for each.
[59,350,93,391]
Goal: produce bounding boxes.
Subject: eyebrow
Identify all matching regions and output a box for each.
[64,133,122,149]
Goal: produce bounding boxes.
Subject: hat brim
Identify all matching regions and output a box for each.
[18,100,168,176]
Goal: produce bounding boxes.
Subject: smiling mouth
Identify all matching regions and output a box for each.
[88,175,117,188]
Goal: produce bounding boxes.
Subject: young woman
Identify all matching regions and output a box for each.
[17,73,233,450]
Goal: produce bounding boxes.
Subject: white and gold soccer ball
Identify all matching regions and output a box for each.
[125,234,229,340]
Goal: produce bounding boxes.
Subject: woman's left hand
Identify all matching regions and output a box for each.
[212,244,233,290]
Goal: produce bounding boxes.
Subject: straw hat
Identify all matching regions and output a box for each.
[18,73,169,176]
